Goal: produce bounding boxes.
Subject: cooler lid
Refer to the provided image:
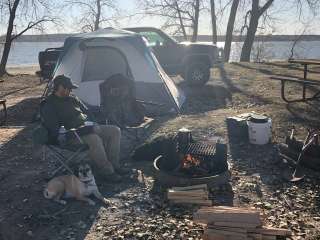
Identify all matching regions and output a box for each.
[249,114,269,123]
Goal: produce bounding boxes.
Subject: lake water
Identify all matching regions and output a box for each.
[1,40,320,66]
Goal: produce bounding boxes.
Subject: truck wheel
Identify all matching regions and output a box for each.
[185,62,210,86]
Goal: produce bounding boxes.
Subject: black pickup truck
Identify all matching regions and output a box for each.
[125,27,219,85]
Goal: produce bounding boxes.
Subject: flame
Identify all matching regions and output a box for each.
[182,154,201,169]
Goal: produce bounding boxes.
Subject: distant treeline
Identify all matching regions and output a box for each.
[1,33,320,43]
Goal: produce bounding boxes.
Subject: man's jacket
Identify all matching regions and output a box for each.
[41,94,93,144]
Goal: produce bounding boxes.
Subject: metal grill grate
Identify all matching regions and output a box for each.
[186,142,215,156]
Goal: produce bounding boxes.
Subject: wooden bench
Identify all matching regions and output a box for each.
[0,99,7,125]
[270,75,320,103]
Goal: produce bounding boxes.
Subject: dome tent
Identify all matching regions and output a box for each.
[50,28,185,115]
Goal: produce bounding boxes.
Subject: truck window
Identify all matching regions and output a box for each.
[138,31,165,47]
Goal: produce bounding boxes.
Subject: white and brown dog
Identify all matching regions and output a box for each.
[44,163,109,206]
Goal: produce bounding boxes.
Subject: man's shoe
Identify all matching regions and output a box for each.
[115,167,131,175]
[101,173,122,183]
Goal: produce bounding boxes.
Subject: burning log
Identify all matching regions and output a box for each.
[182,154,200,168]
[179,154,210,176]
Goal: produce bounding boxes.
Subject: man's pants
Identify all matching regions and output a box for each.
[82,125,121,175]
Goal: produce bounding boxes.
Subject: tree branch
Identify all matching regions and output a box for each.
[259,0,274,16]
[11,17,55,41]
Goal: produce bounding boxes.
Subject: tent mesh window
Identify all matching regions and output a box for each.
[83,47,129,82]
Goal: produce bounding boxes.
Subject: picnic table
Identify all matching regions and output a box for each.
[271,59,320,103]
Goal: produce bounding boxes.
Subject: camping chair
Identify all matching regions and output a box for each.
[33,103,89,178]
[99,74,155,141]
[33,126,89,178]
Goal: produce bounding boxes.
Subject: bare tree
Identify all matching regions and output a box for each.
[210,0,217,44]
[224,0,240,62]
[66,0,119,32]
[289,28,307,59]
[239,0,274,62]
[139,0,204,41]
[0,0,56,77]
[191,0,200,41]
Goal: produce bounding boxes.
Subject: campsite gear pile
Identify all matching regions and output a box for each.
[226,113,272,145]
[278,128,320,181]
[45,28,185,118]
[167,184,213,206]
[194,206,292,239]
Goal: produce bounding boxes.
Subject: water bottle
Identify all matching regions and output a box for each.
[58,126,67,145]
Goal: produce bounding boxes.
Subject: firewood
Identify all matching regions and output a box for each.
[250,227,291,236]
[211,221,260,229]
[261,235,276,240]
[194,210,262,225]
[167,185,210,205]
[171,199,213,206]
[202,231,228,240]
[199,206,259,213]
[171,184,207,191]
[208,225,248,233]
[167,189,208,195]
[168,193,208,199]
[205,228,247,238]
[168,195,209,200]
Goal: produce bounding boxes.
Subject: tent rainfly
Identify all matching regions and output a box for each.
[51,28,185,114]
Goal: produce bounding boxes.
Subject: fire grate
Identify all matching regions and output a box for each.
[186,142,215,157]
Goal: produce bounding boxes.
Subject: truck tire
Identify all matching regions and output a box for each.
[185,61,210,86]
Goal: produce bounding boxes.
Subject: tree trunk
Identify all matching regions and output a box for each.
[210,0,217,44]
[240,0,274,62]
[0,0,20,77]
[240,12,259,62]
[224,0,239,62]
[191,0,200,42]
[94,0,101,31]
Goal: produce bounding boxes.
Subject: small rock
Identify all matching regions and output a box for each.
[96,226,103,231]
[27,230,33,237]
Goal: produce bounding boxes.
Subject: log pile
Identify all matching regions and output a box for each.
[194,206,291,240]
[167,184,213,206]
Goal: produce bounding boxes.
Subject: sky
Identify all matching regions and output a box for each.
[1,0,320,36]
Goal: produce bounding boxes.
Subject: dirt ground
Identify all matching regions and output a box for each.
[1,62,320,240]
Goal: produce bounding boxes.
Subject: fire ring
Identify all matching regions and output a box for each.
[153,155,231,187]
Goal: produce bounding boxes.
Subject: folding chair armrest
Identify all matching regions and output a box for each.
[65,128,85,144]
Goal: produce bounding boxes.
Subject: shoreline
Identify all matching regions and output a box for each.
[7,65,39,74]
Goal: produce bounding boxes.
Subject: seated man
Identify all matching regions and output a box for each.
[41,75,127,182]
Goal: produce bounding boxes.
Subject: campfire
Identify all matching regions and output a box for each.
[182,154,200,169]
[152,128,229,187]
[179,153,210,177]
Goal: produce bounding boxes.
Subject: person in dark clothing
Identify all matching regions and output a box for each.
[41,75,128,182]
